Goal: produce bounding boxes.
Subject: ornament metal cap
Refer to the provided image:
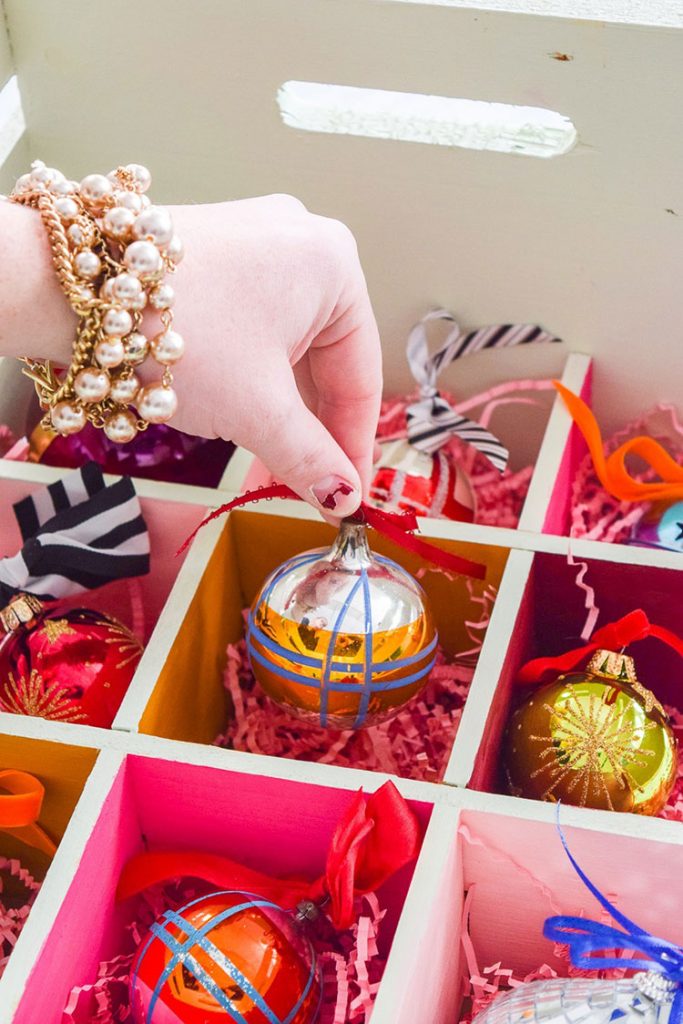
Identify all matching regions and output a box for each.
[0,593,44,635]
[586,648,638,683]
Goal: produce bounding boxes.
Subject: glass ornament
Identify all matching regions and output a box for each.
[472,972,676,1024]
[503,649,677,814]
[0,604,143,727]
[369,439,475,521]
[246,519,438,728]
[130,890,321,1024]
[629,501,683,553]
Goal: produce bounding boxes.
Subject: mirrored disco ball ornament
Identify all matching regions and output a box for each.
[369,439,475,521]
[130,890,321,1024]
[503,649,677,814]
[246,519,438,728]
[472,973,677,1024]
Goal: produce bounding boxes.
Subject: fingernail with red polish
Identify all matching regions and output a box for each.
[310,476,359,515]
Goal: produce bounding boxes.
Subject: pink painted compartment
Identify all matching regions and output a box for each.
[468,551,683,795]
[454,808,683,1021]
[0,476,205,646]
[11,754,430,1024]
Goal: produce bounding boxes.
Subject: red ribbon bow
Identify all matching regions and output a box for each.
[116,781,421,931]
[518,609,683,685]
[178,483,486,580]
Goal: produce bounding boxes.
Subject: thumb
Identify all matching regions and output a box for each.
[241,368,363,519]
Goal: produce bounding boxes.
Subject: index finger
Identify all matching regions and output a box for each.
[309,292,383,495]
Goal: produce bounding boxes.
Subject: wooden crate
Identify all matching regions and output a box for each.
[0,3,682,1022]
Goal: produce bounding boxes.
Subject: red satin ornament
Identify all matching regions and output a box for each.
[130,890,320,1024]
[369,439,475,522]
[0,606,143,727]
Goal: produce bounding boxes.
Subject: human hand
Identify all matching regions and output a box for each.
[151,195,383,518]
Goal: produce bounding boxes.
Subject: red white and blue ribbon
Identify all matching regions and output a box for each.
[406,308,562,471]
[546,816,683,1022]
[0,462,150,607]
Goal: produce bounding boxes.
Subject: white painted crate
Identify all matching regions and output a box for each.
[0,2,682,1022]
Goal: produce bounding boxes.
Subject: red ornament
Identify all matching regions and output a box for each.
[370,439,475,522]
[130,890,321,1024]
[0,603,142,727]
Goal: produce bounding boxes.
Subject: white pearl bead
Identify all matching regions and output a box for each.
[166,234,184,263]
[100,278,116,301]
[74,250,101,279]
[149,283,175,309]
[79,173,113,205]
[67,223,88,247]
[124,163,152,193]
[54,196,79,222]
[103,206,136,239]
[114,190,144,214]
[94,337,125,368]
[122,332,149,365]
[102,307,133,337]
[103,409,138,443]
[111,273,143,305]
[31,164,64,190]
[138,382,178,423]
[132,206,173,246]
[73,366,110,403]
[124,240,162,278]
[51,401,86,435]
[109,372,140,404]
[14,173,32,193]
[150,329,185,365]
[73,284,96,304]
[53,179,78,196]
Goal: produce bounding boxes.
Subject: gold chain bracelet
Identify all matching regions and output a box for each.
[8,161,184,443]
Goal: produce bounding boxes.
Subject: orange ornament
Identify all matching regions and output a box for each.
[130,890,321,1024]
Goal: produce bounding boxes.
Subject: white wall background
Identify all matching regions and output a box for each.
[1,0,681,434]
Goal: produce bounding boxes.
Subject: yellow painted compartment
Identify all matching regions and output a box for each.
[140,509,510,743]
[0,734,98,878]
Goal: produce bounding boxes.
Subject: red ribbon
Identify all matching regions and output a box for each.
[116,781,421,931]
[517,609,683,685]
[178,483,486,581]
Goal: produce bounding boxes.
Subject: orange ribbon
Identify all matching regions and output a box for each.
[0,769,57,857]
[556,382,683,504]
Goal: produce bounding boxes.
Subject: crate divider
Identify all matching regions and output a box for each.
[518,351,592,533]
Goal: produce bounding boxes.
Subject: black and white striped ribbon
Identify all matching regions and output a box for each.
[405,308,562,471]
[0,462,150,607]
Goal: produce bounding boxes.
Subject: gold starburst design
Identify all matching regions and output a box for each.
[41,618,77,645]
[530,691,656,811]
[103,618,143,670]
[0,669,86,723]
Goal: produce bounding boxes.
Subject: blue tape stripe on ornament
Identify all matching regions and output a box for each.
[247,610,438,672]
[142,893,283,1024]
[163,907,284,1024]
[319,574,364,726]
[148,922,251,1024]
[247,635,437,693]
[353,568,374,728]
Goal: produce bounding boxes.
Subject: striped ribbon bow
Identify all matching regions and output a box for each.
[0,462,150,607]
[405,308,562,472]
[545,817,683,1022]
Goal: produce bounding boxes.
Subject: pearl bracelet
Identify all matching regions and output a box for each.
[9,161,184,443]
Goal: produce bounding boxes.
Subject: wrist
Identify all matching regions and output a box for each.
[0,201,77,364]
